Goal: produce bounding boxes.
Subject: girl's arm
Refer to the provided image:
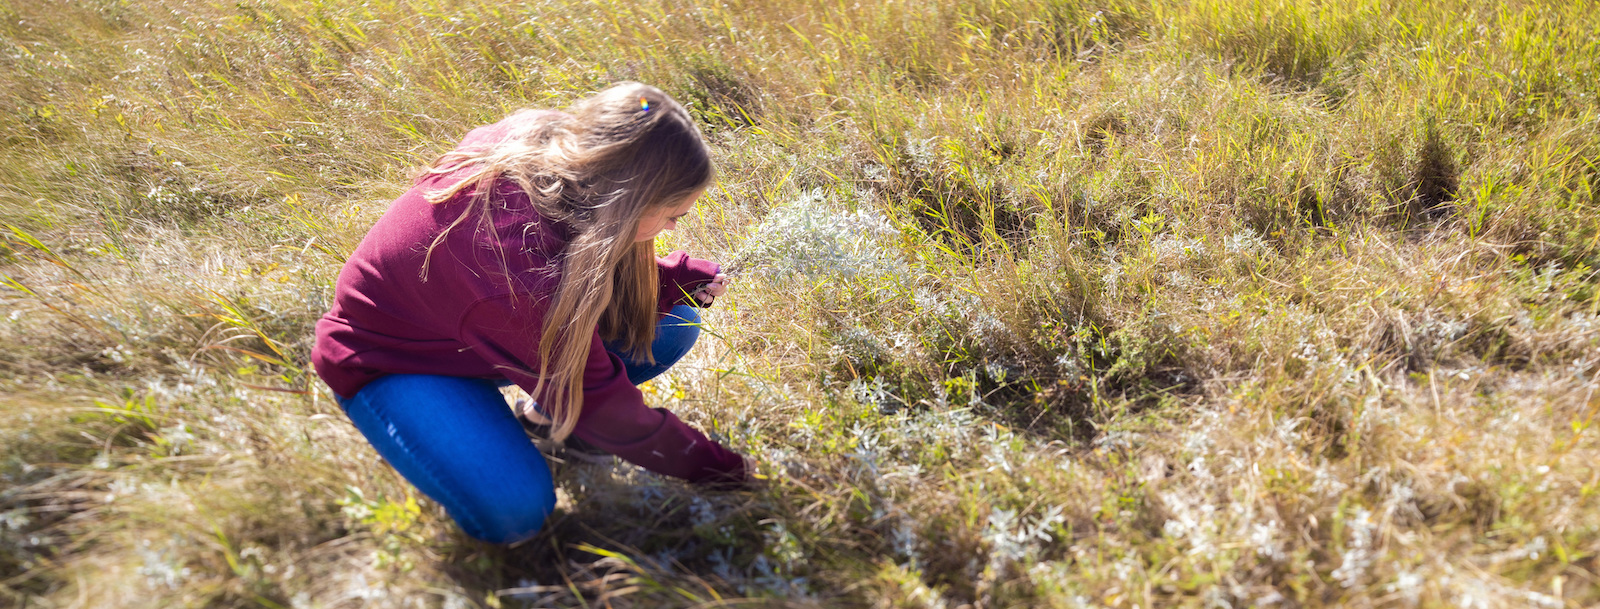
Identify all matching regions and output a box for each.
[656,250,722,310]
[458,295,747,486]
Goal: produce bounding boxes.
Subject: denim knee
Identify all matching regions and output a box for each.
[337,374,558,545]
[462,487,557,544]
[654,304,702,366]
[605,304,703,385]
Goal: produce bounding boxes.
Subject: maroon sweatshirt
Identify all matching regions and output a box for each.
[312,111,745,485]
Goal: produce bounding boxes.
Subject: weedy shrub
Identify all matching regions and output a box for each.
[731,188,906,281]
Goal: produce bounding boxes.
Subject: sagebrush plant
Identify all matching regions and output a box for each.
[2,0,1597,607]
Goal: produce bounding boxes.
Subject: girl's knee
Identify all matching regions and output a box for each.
[655,304,701,361]
[466,486,557,544]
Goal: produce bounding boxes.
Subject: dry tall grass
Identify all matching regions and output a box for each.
[2,0,1597,607]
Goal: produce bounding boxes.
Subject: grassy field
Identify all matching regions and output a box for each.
[2,0,1598,606]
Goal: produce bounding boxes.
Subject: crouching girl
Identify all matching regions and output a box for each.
[311,82,748,544]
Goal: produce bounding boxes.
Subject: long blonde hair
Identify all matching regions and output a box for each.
[421,83,714,442]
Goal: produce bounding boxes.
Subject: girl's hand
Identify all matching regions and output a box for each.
[742,455,768,488]
[693,273,729,305]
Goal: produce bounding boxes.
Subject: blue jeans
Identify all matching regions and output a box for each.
[335,305,702,544]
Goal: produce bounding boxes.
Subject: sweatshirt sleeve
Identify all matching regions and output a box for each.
[657,250,721,311]
[457,295,746,485]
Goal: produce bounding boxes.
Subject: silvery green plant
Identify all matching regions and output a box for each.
[729,189,904,280]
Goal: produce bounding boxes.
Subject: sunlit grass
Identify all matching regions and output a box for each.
[2,0,1598,607]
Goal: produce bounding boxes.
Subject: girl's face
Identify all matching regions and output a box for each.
[633,188,703,242]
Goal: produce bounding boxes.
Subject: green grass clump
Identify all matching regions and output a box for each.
[3,0,1598,607]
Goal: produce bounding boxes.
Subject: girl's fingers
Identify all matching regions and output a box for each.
[692,274,728,304]
[706,274,729,297]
